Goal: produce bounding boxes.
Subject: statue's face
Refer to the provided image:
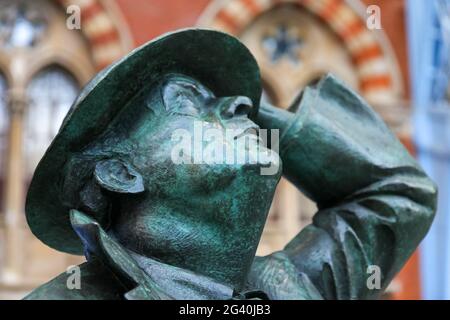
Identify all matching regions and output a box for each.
[110,74,281,288]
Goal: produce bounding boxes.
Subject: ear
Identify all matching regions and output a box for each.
[94,159,144,194]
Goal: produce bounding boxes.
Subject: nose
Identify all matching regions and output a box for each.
[217,96,253,119]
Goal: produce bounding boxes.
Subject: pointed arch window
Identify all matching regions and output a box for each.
[23,66,79,175]
[0,0,97,289]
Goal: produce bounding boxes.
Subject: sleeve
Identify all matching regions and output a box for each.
[253,74,437,300]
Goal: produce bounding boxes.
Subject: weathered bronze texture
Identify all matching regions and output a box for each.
[24,29,437,300]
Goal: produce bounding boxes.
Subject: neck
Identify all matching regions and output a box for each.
[112,196,265,290]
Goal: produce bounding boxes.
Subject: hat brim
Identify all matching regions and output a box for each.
[25,28,262,255]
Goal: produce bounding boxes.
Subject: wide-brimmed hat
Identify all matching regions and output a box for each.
[25,28,262,255]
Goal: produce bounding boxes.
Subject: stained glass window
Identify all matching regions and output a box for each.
[0,0,47,48]
[23,66,78,174]
[262,25,303,64]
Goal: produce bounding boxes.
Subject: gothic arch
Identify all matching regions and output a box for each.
[55,0,133,70]
[198,0,404,104]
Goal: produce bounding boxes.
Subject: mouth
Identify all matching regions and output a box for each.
[233,125,261,141]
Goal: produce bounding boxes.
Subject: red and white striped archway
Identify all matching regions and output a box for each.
[198,0,403,102]
[55,0,132,70]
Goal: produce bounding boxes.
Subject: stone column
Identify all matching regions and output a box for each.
[1,88,27,285]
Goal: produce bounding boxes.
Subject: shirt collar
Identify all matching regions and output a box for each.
[69,209,235,300]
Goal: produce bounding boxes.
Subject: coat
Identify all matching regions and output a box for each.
[25,75,437,300]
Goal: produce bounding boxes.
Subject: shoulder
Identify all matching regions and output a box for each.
[24,259,126,300]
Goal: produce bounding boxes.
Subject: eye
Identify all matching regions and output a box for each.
[178,98,199,116]
[163,83,201,116]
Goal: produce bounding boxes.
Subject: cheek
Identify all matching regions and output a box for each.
[129,142,176,188]
[130,146,216,196]
[171,163,237,195]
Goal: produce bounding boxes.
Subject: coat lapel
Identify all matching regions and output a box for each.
[69,209,235,300]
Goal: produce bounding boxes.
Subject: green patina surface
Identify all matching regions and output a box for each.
[24,29,437,300]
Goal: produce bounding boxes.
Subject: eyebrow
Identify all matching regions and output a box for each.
[171,80,213,98]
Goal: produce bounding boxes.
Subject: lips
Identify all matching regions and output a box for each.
[233,125,260,141]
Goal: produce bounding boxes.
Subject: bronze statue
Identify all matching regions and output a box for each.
[24,29,437,300]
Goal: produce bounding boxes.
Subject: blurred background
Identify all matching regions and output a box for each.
[0,0,449,300]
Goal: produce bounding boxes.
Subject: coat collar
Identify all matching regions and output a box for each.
[69,209,235,300]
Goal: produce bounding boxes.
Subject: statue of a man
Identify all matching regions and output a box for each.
[24,29,437,300]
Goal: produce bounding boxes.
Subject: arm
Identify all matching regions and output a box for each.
[252,74,437,299]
